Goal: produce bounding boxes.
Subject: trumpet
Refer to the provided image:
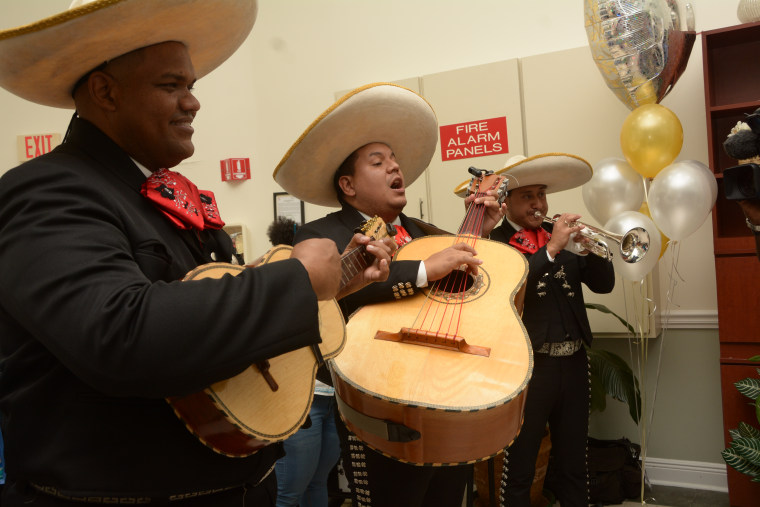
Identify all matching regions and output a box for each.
[533,211,650,264]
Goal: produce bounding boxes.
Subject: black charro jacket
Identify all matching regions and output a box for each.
[0,118,321,497]
[489,219,615,349]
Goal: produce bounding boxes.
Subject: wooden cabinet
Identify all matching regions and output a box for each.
[702,21,760,506]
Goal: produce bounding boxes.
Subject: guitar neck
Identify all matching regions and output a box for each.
[339,245,374,290]
[458,194,487,237]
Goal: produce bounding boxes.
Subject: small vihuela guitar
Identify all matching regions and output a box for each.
[168,216,394,457]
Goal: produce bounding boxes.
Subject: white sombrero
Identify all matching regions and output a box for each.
[0,0,258,109]
[273,82,438,208]
[453,153,592,197]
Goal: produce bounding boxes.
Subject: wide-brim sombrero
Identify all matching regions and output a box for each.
[453,153,592,197]
[0,0,258,109]
[273,82,438,208]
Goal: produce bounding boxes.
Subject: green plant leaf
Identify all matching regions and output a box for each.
[735,377,760,401]
[589,373,606,414]
[584,303,642,424]
[737,422,760,440]
[730,437,760,466]
[724,358,760,481]
[587,346,641,424]
[585,303,636,334]
[722,447,760,478]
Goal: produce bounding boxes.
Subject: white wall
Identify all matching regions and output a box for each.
[0,0,743,481]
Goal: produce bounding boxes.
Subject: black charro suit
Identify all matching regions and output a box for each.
[295,204,470,507]
[0,118,321,503]
[489,220,615,350]
[489,219,615,507]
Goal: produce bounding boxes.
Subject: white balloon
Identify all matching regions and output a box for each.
[648,160,717,240]
[700,160,719,209]
[604,211,662,282]
[582,158,645,226]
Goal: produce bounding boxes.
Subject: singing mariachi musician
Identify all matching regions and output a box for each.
[485,153,616,507]
[0,1,395,504]
[273,83,505,507]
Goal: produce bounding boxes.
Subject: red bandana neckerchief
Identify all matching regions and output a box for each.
[394,224,412,249]
[510,227,551,254]
[141,168,225,231]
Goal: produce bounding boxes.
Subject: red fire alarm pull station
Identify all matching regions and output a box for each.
[220,158,251,182]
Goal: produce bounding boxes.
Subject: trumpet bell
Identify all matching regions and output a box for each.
[620,227,649,264]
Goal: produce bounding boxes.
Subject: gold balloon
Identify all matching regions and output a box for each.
[620,103,683,178]
[584,0,696,111]
[639,201,668,259]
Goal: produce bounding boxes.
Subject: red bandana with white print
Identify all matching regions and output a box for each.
[509,228,551,254]
[393,224,412,248]
[141,168,224,231]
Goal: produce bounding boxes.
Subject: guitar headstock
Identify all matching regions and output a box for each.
[467,168,509,205]
[356,216,396,241]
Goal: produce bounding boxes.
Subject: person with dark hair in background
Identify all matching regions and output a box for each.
[268,217,300,247]
[0,2,392,505]
[487,154,615,507]
[723,108,760,259]
[273,83,505,507]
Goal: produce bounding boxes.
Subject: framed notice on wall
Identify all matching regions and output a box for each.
[273,192,305,225]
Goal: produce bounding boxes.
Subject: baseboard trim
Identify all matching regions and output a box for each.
[645,456,728,492]
[656,309,718,329]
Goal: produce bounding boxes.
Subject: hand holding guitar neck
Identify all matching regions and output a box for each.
[336,233,396,301]
[464,188,507,237]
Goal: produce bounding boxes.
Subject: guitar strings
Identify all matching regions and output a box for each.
[412,181,495,341]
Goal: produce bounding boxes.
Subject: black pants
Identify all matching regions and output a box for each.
[500,348,589,507]
[335,416,469,507]
[2,473,277,507]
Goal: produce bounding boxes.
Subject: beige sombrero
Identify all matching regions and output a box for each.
[453,153,592,197]
[0,0,258,109]
[273,82,438,208]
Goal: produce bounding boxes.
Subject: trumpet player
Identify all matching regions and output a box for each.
[488,154,615,507]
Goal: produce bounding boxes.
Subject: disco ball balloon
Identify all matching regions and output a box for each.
[584,0,696,110]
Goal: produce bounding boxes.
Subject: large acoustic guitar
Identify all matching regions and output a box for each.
[168,217,394,457]
[331,170,532,465]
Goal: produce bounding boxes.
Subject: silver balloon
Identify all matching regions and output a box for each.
[584,0,696,110]
[604,211,662,281]
[582,157,645,226]
[647,160,717,240]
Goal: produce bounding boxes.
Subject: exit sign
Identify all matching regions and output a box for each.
[17,133,61,162]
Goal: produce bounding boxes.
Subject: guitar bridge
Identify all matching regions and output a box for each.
[374,327,490,357]
[255,360,279,392]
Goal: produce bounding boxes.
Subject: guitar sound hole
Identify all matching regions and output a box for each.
[432,270,474,295]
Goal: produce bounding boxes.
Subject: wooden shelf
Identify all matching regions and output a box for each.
[712,177,757,249]
[703,22,760,251]
[703,21,760,107]
[709,100,760,114]
[703,22,760,507]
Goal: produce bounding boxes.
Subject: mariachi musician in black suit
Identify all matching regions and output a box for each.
[485,153,616,507]
[273,83,506,507]
[0,2,393,505]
